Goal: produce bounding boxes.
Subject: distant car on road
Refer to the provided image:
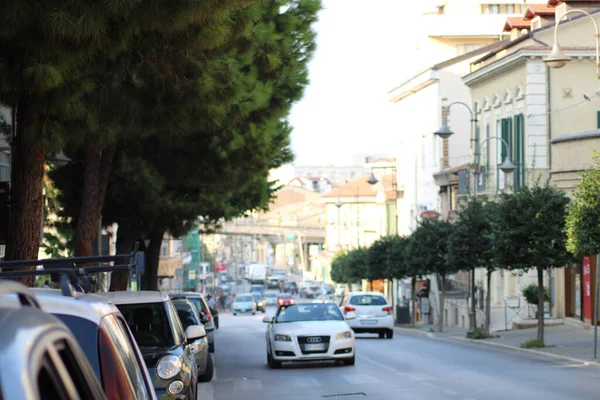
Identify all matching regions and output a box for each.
[339,292,394,339]
[252,292,267,313]
[313,294,334,304]
[286,281,298,295]
[250,284,266,295]
[264,291,278,305]
[233,294,257,316]
[276,293,294,307]
[263,303,356,368]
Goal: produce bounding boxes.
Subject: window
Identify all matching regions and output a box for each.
[506,4,515,14]
[513,114,525,189]
[117,302,176,347]
[499,117,513,191]
[490,4,500,14]
[54,339,102,400]
[349,295,387,306]
[98,324,137,400]
[37,352,68,400]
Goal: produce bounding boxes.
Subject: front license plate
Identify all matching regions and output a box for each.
[360,319,378,325]
[304,343,325,351]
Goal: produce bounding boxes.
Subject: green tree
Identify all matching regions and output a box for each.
[495,186,571,344]
[566,151,600,258]
[0,1,130,279]
[331,250,350,284]
[366,236,392,290]
[449,198,497,334]
[406,220,455,332]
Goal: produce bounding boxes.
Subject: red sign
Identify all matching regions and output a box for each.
[215,264,227,272]
[583,256,592,320]
[421,210,440,221]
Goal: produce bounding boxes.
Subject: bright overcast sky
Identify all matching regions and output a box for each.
[289,0,424,166]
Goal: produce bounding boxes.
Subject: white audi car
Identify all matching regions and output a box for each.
[263,303,356,368]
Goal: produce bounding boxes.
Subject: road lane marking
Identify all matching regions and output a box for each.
[292,377,322,387]
[233,379,263,391]
[421,382,436,388]
[341,374,379,384]
[444,389,459,395]
[358,355,400,373]
[397,372,437,381]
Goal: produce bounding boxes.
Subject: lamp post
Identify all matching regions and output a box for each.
[543,8,600,358]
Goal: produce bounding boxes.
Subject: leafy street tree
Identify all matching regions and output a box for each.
[385,235,412,321]
[449,198,497,334]
[566,151,600,258]
[331,250,350,285]
[0,2,131,277]
[494,186,571,345]
[406,219,455,332]
[366,236,392,290]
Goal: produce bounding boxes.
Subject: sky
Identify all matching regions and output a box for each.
[288,0,424,166]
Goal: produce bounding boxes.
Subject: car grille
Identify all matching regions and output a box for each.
[297,336,330,354]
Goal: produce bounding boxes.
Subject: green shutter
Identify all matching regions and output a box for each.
[514,115,522,189]
[597,111,600,129]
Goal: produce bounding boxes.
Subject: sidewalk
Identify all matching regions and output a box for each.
[395,323,600,366]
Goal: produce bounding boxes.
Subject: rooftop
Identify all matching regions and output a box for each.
[30,288,119,324]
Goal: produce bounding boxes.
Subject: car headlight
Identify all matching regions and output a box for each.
[258,302,263,306]
[156,355,183,380]
[274,334,292,341]
[336,331,353,340]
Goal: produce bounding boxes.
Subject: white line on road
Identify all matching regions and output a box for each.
[291,377,322,387]
[444,389,459,395]
[421,382,436,388]
[358,355,400,373]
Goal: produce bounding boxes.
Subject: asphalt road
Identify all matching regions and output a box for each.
[198,305,600,400]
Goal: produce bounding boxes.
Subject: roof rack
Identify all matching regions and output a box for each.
[0,243,141,297]
[0,281,42,308]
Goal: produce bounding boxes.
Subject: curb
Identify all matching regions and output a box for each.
[394,326,600,367]
[450,336,600,367]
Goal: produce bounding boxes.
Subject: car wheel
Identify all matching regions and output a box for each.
[268,349,282,369]
[209,342,215,353]
[262,309,266,314]
[233,313,237,316]
[199,355,214,382]
[386,329,394,339]
[343,355,355,366]
[252,311,256,315]
[378,332,385,339]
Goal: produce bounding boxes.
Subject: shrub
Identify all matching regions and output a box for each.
[521,284,551,307]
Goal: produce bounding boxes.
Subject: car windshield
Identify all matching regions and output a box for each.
[279,294,291,299]
[265,293,277,298]
[236,295,253,302]
[252,294,262,300]
[179,296,208,315]
[117,303,175,347]
[275,304,343,323]
[350,295,387,306]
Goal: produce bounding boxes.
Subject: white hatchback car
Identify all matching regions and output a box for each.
[263,303,355,368]
[339,292,394,339]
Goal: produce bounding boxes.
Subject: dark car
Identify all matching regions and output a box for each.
[252,292,266,313]
[286,282,298,295]
[173,300,214,382]
[170,292,216,352]
[107,292,201,400]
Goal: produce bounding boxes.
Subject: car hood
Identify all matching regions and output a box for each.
[273,320,351,336]
[139,344,182,367]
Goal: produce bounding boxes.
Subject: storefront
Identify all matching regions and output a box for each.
[565,256,600,326]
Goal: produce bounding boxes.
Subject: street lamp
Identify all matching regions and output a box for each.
[367,172,378,185]
[476,136,518,175]
[542,9,600,80]
[433,101,478,141]
[543,8,600,359]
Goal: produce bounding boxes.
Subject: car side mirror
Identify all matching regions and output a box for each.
[262,316,274,324]
[345,312,357,320]
[185,325,206,342]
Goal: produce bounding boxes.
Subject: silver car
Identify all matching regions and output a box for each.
[173,300,214,382]
[170,292,216,352]
[0,281,106,400]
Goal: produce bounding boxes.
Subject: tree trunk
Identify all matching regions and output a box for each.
[537,267,545,344]
[485,269,492,335]
[470,268,477,332]
[411,276,416,325]
[144,230,165,291]
[109,226,135,291]
[4,113,46,286]
[75,143,116,257]
[438,273,446,333]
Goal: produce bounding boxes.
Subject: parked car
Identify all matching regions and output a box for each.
[0,282,107,400]
[252,292,266,313]
[172,300,214,382]
[339,292,394,339]
[232,293,257,315]
[263,303,356,368]
[105,291,201,400]
[250,284,266,295]
[170,292,216,352]
[276,293,294,307]
[313,294,334,304]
